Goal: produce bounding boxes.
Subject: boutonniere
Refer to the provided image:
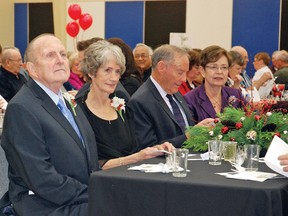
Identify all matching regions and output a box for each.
[111,96,125,122]
[63,92,77,116]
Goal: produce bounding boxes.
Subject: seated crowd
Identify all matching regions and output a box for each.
[1,35,288,215]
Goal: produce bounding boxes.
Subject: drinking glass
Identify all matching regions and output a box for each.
[172,148,189,177]
[243,144,260,171]
[208,140,222,165]
[222,141,237,162]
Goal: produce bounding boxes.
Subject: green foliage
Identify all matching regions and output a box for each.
[183,126,210,152]
[183,106,288,152]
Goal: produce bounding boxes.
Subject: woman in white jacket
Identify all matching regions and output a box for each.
[252,52,274,99]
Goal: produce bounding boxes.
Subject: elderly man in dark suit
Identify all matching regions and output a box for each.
[1,34,99,216]
[127,44,213,150]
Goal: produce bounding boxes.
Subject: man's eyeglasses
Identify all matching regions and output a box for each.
[134,54,149,59]
[205,65,228,72]
[9,59,23,63]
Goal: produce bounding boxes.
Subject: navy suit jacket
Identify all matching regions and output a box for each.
[1,79,99,216]
[184,84,246,122]
[127,78,195,149]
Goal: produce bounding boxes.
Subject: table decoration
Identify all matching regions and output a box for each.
[184,105,288,154]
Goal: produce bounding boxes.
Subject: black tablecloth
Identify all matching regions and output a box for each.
[88,157,288,216]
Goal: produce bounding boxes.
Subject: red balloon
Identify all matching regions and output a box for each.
[66,22,80,38]
[68,4,82,20]
[79,13,93,30]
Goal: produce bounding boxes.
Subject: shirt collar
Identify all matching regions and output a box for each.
[34,80,63,105]
[150,76,170,99]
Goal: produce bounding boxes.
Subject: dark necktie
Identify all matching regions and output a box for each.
[166,94,186,132]
[57,99,84,145]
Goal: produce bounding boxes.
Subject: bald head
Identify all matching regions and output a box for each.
[25,34,70,93]
[231,46,249,69]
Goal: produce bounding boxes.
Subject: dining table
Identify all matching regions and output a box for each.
[88,156,288,216]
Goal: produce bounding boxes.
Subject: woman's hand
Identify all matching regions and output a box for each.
[196,118,215,127]
[138,142,174,160]
[278,153,288,172]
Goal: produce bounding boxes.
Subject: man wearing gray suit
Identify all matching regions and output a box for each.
[128,44,213,150]
[1,34,99,215]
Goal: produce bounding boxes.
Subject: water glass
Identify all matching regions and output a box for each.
[208,140,222,165]
[172,148,189,177]
[222,141,237,162]
[243,144,260,171]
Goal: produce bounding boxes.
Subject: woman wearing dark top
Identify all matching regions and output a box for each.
[78,40,173,169]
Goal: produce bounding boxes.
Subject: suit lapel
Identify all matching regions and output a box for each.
[27,80,86,153]
[221,88,230,112]
[199,85,216,118]
[146,79,175,121]
[174,92,194,125]
[146,78,192,127]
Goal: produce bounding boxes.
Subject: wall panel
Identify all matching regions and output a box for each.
[280,0,288,50]
[145,1,186,49]
[232,0,280,76]
[29,3,54,41]
[15,3,28,57]
[105,1,143,50]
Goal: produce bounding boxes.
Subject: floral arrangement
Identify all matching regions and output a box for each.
[183,104,288,152]
[63,92,77,116]
[111,96,125,122]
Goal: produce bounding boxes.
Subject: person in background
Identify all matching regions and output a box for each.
[1,34,99,215]
[270,51,278,74]
[184,45,246,122]
[251,52,274,99]
[108,38,142,96]
[75,37,131,102]
[68,52,85,90]
[231,46,252,89]
[78,40,173,170]
[133,43,153,82]
[0,44,7,110]
[272,50,288,90]
[127,44,213,150]
[77,37,104,63]
[227,50,244,89]
[0,47,26,102]
[178,48,203,95]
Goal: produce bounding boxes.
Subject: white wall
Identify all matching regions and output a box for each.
[186,0,233,50]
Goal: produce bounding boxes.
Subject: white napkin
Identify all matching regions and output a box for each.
[128,163,172,173]
[217,171,278,182]
[200,152,209,160]
[264,136,288,177]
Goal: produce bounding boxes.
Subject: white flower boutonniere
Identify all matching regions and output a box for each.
[111,96,125,122]
[63,92,77,116]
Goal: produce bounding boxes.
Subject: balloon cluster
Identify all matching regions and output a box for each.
[66,4,93,38]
